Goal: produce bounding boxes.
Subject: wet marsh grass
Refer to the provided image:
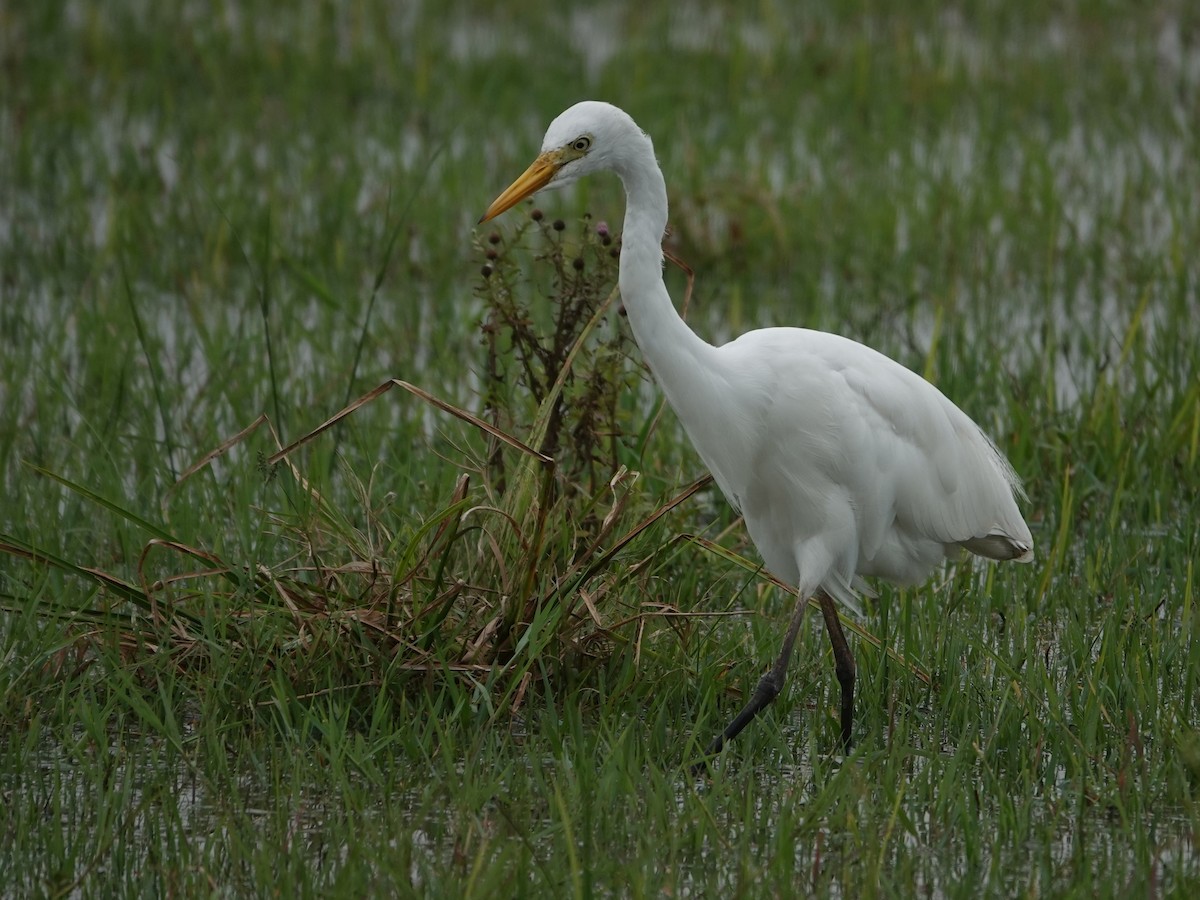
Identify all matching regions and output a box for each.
[2,0,1199,896]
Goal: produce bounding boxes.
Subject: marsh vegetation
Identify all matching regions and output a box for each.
[2,1,1198,895]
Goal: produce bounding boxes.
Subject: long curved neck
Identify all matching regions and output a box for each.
[615,151,715,405]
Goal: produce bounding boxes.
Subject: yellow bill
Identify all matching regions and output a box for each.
[479,151,562,223]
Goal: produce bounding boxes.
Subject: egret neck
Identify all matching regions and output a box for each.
[611,136,722,435]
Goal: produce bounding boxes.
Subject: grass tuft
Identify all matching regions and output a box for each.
[2,213,719,727]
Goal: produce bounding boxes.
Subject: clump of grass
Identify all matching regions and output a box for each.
[0,213,703,716]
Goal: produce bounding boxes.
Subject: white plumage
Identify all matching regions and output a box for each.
[482,101,1033,764]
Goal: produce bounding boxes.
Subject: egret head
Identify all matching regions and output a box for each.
[479,101,650,222]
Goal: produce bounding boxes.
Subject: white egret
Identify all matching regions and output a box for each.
[480,101,1033,765]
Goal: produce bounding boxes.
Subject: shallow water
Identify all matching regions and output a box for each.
[10,711,1194,896]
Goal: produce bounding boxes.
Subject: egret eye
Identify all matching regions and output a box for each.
[572,136,591,153]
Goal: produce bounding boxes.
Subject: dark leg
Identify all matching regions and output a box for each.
[694,593,812,773]
[817,592,856,751]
